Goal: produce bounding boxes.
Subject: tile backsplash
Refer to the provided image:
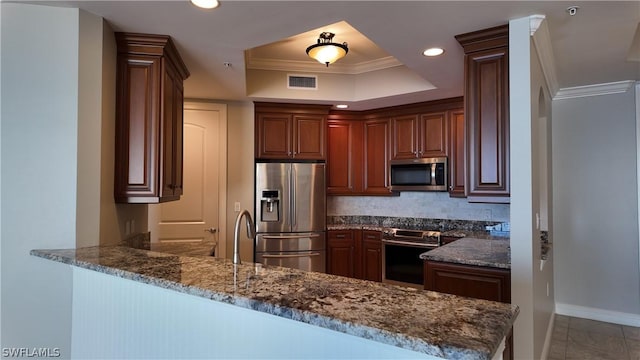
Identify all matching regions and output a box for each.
[327,191,509,222]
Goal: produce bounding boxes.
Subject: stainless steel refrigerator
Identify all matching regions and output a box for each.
[254,162,326,273]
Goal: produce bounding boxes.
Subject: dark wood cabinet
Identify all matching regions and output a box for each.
[114,33,189,203]
[424,259,512,360]
[327,230,358,278]
[363,119,392,195]
[391,112,447,160]
[456,25,510,203]
[448,109,466,197]
[327,118,363,195]
[327,229,382,282]
[361,230,382,282]
[255,103,329,160]
[326,115,392,196]
[424,261,511,303]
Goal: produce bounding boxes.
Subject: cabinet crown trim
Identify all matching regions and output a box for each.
[115,32,190,80]
[455,24,509,53]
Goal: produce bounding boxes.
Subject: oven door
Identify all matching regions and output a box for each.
[382,239,436,289]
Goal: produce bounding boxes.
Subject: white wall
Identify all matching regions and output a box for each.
[71,267,432,359]
[1,3,84,355]
[509,16,556,360]
[553,86,640,325]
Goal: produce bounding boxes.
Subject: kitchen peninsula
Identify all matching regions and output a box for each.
[31,245,518,360]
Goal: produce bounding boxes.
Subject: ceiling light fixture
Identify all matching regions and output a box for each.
[335,104,349,109]
[190,0,219,9]
[423,47,445,57]
[306,32,349,67]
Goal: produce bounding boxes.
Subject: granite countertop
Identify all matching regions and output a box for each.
[326,224,385,231]
[149,242,216,257]
[31,245,518,360]
[420,238,511,269]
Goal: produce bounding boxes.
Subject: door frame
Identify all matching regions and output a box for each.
[148,101,228,258]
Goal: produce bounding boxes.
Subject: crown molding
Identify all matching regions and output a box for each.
[246,56,403,75]
[529,15,559,97]
[554,80,635,100]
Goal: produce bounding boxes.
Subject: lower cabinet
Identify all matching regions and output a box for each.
[327,229,382,282]
[424,261,512,360]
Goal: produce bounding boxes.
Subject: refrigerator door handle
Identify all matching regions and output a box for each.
[261,234,321,240]
[290,165,296,227]
[262,252,321,259]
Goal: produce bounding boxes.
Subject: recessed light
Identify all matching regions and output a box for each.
[423,47,445,57]
[191,0,219,9]
[335,104,348,109]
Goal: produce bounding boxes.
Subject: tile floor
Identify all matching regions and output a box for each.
[548,315,640,360]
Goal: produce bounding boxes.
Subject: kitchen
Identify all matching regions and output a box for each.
[2,2,639,360]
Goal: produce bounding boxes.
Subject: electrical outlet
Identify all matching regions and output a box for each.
[131,219,136,234]
[125,220,131,236]
[234,202,241,212]
[546,282,550,297]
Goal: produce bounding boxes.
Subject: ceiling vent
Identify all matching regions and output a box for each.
[288,74,317,90]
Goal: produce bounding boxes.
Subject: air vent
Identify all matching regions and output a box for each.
[287,74,317,90]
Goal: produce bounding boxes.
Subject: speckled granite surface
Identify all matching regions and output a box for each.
[420,238,511,269]
[149,242,217,257]
[31,246,518,360]
[328,216,502,232]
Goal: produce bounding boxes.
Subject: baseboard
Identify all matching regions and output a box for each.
[555,303,640,327]
[540,312,556,360]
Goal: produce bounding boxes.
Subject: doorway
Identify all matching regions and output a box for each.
[148,102,228,257]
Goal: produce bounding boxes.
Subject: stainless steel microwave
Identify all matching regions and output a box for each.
[389,157,447,191]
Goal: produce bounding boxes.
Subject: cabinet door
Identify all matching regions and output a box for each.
[361,231,382,282]
[465,48,510,202]
[327,231,356,278]
[391,115,419,160]
[293,114,325,160]
[363,119,392,195]
[327,120,363,195]
[448,109,465,197]
[420,112,447,157]
[256,113,292,159]
[114,55,161,202]
[161,63,182,200]
[424,261,511,303]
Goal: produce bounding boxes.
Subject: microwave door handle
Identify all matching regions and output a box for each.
[430,163,436,184]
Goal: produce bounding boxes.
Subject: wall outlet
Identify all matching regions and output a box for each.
[234,202,241,212]
[125,220,131,236]
[546,282,550,297]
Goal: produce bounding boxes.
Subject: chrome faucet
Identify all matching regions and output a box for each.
[233,210,255,265]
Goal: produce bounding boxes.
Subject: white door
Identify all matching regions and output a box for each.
[149,102,227,257]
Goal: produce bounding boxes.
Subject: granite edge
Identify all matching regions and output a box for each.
[29,248,506,359]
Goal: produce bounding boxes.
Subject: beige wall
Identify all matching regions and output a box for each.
[98,22,148,246]
[223,101,255,261]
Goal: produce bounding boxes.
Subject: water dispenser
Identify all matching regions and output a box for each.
[260,190,280,222]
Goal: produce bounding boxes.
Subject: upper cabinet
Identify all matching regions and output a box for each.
[391,112,447,160]
[456,25,510,203]
[326,114,393,196]
[255,103,330,160]
[448,109,466,197]
[114,33,190,203]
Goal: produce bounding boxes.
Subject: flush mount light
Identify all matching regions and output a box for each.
[423,47,445,57]
[335,104,349,109]
[306,32,349,67]
[191,0,219,9]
